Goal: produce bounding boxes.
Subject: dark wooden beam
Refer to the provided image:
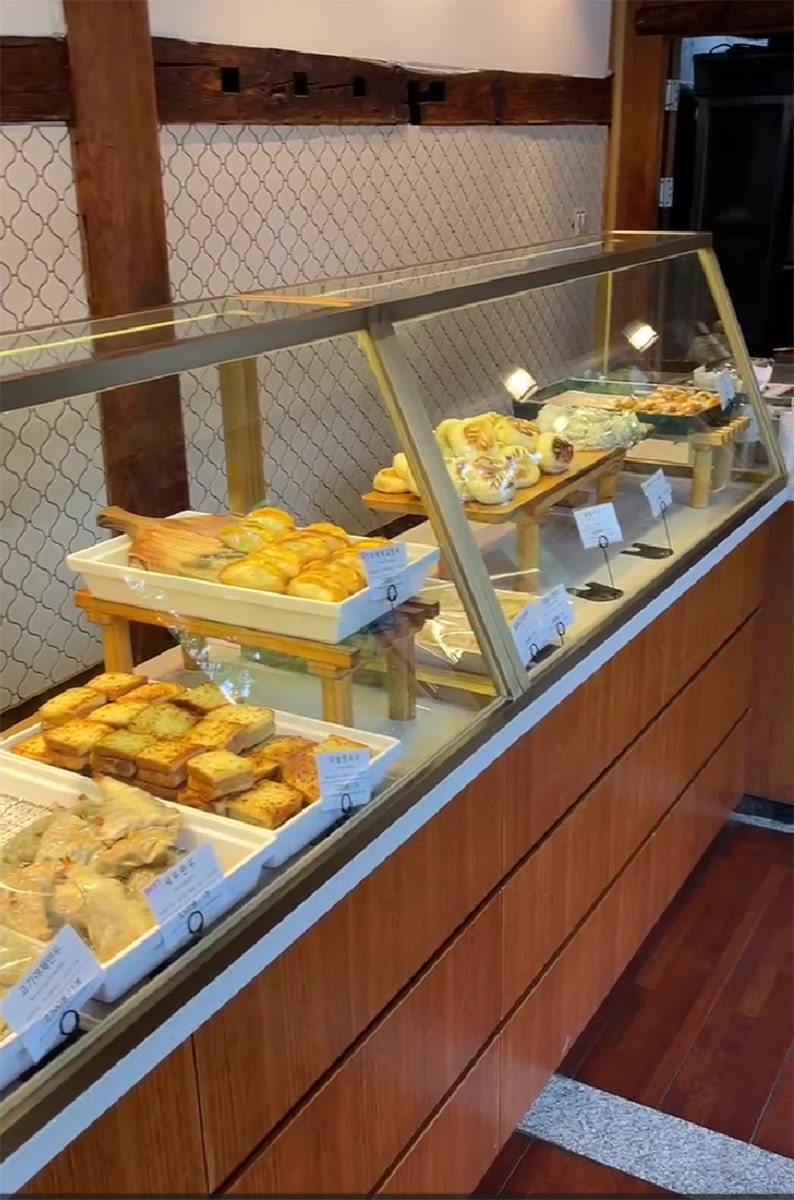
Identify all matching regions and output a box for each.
[636,0,794,37]
[64,0,188,520]
[152,37,612,126]
[0,36,71,121]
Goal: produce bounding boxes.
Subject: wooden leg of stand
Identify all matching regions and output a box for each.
[713,440,734,491]
[596,467,619,502]
[98,615,134,672]
[315,671,354,727]
[515,514,540,591]
[691,445,713,508]
[380,617,417,722]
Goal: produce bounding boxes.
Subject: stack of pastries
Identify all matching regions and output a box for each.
[372,413,574,506]
[10,673,370,831]
[217,506,390,601]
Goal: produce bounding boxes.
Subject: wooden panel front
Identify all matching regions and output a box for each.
[196,764,505,1188]
[500,713,750,1140]
[502,614,757,1012]
[748,504,793,804]
[228,897,502,1196]
[376,1042,500,1196]
[22,1041,207,1196]
[503,523,768,867]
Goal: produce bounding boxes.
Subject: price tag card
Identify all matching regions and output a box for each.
[573,503,624,550]
[718,371,735,409]
[359,543,408,602]
[539,584,575,637]
[510,602,547,665]
[0,926,102,1062]
[316,749,372,813]
[641,468,674,518]
[144,843,227,950]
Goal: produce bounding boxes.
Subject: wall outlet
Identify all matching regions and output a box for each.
[572,209,587,234]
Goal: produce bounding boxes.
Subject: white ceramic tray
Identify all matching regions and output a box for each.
[67,512,440,644]
[0,757,275,1003]
[0,708,400,871]
[0,1031,33,1092]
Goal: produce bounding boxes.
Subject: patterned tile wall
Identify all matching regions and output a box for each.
[161,124,607,529]
[1,121,606,709]
[0,126,105,711]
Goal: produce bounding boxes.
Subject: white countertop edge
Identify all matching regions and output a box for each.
[2,487,787,1194]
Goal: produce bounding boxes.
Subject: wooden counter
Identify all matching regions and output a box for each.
[22,516,780,1197]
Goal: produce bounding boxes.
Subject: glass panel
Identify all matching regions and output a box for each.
[384,249,781,688]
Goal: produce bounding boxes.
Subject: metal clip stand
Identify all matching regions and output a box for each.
[621,500,674,560]
[187,909,206,938]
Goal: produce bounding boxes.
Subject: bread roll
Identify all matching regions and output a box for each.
[245,507,295,535]
[255,547,303,580]
[466,456,516,505]
[287,573,349,602]
[448,417,497,457]
[492,415,540,451]
[373,468,408,494]
[274,534,329,564]
[434,419,461,456]
[219,560,287,592]
[536,431,575,474]
[392,453,419,496]
[220,523,274,553]
[501,445,541,489]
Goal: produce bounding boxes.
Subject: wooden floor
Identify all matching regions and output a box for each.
[476,823,793,1195]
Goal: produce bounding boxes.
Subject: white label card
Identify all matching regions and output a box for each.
[539,584,575,637]
[510,602,547,665]
[641,468,674,518]
[718,371,735,409]
[573,503,624,550]
[0,926,103,1062]
[143,843,227,950]
[360,543,408,602]
[317,749,372,813]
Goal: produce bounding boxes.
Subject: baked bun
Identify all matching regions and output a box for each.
[220,523,274,553]
[445,457,471,499]
[536,431,575,474]
[501,445,541,489]
[323,561,363,592]
[245,507,295,535]
[492,415,540,451]
[434,419,460,456]
[255,546,303,580]
[466,457,516,505]
[306,523,350,543]
[354,537,391,550]
[274,534,329,564]
[287,573,349,603]
[374,468,409,494]
[219,560,287,592]
[392,453,418,496]
[448,417,497,458]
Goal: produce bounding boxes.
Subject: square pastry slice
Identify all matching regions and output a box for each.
[257,734,316,766]
[187,751,254,799]
[183,719,246,753]
[85,672,146,701]
[128,703,198,739]
[130,682,186,704]
[10,734,52,764]
[89,699,151,729]
[198,705,275,751]
[91,730,157,778]
[39,686,105,728]
[281,751,321,805]
[174,683,229,716]
[242,747,280,782]
[226,782,303,830]
[43,720,109,768]
[136,739,200,788]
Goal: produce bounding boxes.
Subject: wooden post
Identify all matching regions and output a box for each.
[64,0,189,520]
[219,358,266,514]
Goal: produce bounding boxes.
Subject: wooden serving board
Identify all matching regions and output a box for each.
[363,448,624,525]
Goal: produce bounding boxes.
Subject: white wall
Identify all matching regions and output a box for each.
[0,0,64,35]
[147,0,612,76]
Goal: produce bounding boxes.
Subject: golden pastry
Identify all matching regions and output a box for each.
[323,561,363,592]
[373,467,409,494]
[253,546,303,580]
[219,522,274,553]
[219,559,287,593]
[274,534,329,564]
[491,415,540,451]
[448,417,497,457]
[287,573,349,603]
[245,507,295,535]
[536,431,575,474]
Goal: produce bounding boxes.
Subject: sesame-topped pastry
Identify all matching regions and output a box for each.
[491,415,541,452]
[536,431,575,474]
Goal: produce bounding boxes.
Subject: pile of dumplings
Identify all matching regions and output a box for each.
[217,507,389,602]
[372,413,575,507]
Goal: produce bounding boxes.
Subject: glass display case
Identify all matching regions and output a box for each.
[0,232,784,1121]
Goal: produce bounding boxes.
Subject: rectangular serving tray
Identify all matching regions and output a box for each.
[67,512,440,644]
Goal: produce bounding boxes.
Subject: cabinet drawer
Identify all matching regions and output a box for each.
[502,614,756,1012]
[500,714,748,1140]
[197,762,505,1187]
[503,524,767,866]
[377,1042,500,1196]
[228,895,502,1196]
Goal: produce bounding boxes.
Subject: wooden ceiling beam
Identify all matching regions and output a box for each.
[636,1,794,37]
[0,36,72,121]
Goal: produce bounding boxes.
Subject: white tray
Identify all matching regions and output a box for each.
[0,709,401,872]
[0,1031,33,1092]
[0,757,275,1003]
[67,512,440,644]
